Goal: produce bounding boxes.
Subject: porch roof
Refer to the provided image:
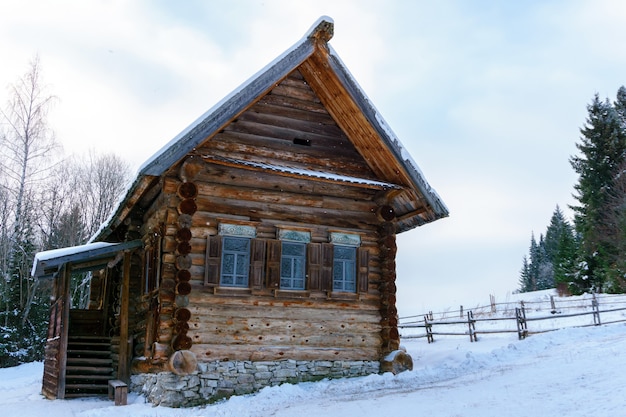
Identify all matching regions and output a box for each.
[31,240,143,279]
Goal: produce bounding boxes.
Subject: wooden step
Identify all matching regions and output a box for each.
[68,336,110,342]
[66,365,114,374]
[68,341,111,349]
[65,383,109,391]
[67,349,111,357]
[64,391,108,398]
[66,373,113,381]
[66,357,112,366]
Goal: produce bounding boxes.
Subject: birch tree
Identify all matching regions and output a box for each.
[0,56,59,365]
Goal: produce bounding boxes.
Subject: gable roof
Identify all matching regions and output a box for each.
[93,16,448,241]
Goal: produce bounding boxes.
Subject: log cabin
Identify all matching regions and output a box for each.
[31,17,448,407]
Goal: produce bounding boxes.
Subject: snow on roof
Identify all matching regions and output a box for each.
[91,16,447,242]
[137,16,334,179]
[32,240,142,278]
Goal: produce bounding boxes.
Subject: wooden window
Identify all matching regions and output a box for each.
[220,236,250,287]
[205,235,222,286]
[333,245,357,292]
[280,242,306,290]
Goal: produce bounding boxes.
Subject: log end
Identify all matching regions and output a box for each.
[380,349,413,375]
[169,350,198,375]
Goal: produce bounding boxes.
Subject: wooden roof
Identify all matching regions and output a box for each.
[94,16,448,240]
[32,240,143,279]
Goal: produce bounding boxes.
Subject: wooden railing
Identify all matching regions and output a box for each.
[399,293,626,343]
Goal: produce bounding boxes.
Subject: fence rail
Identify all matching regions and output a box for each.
[399,293,626,343]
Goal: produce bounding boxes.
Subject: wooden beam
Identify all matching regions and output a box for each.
[57,264,70,399]
[118,252,131,382]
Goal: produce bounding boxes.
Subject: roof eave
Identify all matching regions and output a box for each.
[323,49,449,227]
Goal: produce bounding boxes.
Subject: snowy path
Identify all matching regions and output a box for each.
[0,324,625,417]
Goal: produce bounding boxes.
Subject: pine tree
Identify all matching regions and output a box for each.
[570,92,626,293]
[519,256,532,293]
[519,207,578,294]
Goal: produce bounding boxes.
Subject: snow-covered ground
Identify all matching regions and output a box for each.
[2,292,625,417]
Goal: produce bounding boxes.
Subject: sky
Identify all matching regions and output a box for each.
[1,0,625,315]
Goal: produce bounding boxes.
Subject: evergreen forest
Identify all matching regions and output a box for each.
[519,86,626,295]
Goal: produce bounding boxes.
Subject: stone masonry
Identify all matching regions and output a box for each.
[131,359,380,407]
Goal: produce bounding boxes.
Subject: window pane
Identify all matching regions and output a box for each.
[281,258,292,277]
[224,237,249,252]
[236,254,248,275]
[283,242,305,257]
[335,245,356,260]
[221,237,250,287]
[280,242,306,290]
[223,253,235,274]
[293,258,305,278]
[333,246,357,293]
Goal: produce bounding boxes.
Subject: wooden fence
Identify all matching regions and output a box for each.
[399,293,626,343]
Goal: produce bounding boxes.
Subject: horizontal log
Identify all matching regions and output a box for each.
[270,80,320,103]
[192,195,379,230]
[209,130,369,174]
[178,159,382,200]
[188,314,381,334]
[187,293,380,312]
[189,343,380,362]
[194,182,377,214]
[189,330,381,348]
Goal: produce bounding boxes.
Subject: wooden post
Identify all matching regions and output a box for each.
[424,315,433,343]
[592,294,601,326]
[516,306,528,340]
[490,294,496,313]
[118,251,131,381]
[459,305,463,319]
[467,311,477,342]
[57,264,71,399]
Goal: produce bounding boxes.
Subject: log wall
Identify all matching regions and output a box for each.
[136,169,391,365]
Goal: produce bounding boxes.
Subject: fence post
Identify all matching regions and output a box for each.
[490,294,496,313]
[515,306,528,340]
[467,310,477,342]
[460,305,463,319]
[550,295,556,314]
[592,294,601,326]
[424,315,434,343]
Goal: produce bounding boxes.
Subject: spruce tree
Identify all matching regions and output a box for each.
[570,92,626,293]
[519,207,577,294]
[519,256,532,293]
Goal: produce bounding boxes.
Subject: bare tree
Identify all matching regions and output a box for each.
[0,56,60,270]
[77,150,132,238]
[0,56,60,362]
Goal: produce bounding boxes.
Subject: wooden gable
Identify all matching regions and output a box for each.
[201,69,379,181]
[94,16,447,242]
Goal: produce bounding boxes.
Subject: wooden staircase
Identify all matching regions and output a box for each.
[64,336,114,398]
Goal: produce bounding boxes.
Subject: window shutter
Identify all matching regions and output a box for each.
[306,243,321,290]
[266,239,282,289]
[357,247,369,293]
[250,238,266,289]
[204,236,222,286]
[321,243,333,291]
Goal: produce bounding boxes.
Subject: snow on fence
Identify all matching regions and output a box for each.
[399,293,626,343]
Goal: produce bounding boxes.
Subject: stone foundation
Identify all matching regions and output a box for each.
[131,359,380,407]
